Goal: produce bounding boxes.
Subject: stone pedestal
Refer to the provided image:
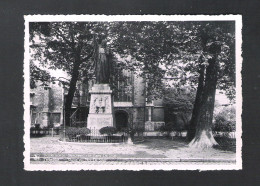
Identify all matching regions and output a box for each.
[87,84,114,131]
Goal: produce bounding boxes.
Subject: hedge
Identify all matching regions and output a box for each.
[99,126,118,136]
[66,127,91,139]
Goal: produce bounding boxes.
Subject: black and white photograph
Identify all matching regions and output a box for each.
[23,15,242,171]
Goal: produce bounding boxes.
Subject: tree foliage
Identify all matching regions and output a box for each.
[30,60,55,89]
[30,22,109,125]
[108,21,235,101]
[30,22,99,80]
[30,21,236,148]
[213,106,236,132]
[108,21,235,148]
[163,87,195,112]
[163,86,195,135]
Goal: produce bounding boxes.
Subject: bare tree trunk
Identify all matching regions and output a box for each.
[189,54,219,148]
[64,49,94,126]
[187,57,205,141]
[65,56,81,126]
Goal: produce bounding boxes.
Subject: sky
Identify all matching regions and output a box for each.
[215,90,231,105]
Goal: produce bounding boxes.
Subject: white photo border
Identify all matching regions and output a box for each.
[24,15,242,171]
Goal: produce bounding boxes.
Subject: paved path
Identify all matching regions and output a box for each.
[30,137,236,163]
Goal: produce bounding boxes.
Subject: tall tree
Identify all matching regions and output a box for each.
[30,21,235,148]
[186,22,235,148]
[30,22,108,126]
[109,21,235,148]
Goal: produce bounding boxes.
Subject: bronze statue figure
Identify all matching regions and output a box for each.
[94,41,111,84]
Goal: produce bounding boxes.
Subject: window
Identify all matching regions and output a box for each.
[113,69,132,102]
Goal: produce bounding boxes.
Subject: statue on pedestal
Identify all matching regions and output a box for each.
[94,41,111,84]
[87,41,114,131]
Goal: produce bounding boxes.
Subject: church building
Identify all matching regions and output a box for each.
[30,45,165,132]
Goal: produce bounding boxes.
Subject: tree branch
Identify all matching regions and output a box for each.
[82,49,94,62]
[54,29,75,51]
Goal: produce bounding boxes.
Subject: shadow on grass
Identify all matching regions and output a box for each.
[214,137,236,153]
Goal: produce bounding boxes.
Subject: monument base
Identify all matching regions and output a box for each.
[87,114,113,130]
[87,84,114,134]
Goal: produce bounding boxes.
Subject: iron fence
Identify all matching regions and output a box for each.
[62,128,128,143]
[30,127,236,142]
[30,127,61,136]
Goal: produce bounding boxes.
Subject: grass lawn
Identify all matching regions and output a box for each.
[30,136,236,160]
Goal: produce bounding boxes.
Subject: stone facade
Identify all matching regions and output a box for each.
[30,71,165,131]
[30,82,63,128]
